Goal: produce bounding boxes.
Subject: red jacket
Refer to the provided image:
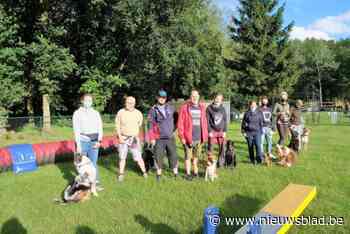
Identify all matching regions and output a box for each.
[177,101,208,144]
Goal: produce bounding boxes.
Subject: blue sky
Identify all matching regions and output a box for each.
[214,0,350,40]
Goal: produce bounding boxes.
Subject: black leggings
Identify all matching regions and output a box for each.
[277,124,289,145]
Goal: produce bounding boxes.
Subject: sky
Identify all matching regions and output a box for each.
[214,0,350,40]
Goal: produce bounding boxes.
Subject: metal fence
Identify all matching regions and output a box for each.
[0,110,348,133]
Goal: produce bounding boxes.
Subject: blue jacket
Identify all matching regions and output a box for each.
[241,109,263,136]
[148,103,176,139]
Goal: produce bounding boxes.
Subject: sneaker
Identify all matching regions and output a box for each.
[174,173,178,179]
[192,173,199,179]
[117,174,124,182]
[96,185,104,192]
[184,174,193,181]
[143,173,148,179]
[156,175,161,182]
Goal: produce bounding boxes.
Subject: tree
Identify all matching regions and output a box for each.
[28,35,77,124]
[0,5,26,126]
[294,39,338,106]
[228,0,300,101]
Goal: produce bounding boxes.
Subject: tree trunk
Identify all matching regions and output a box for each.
[42,94,51,132]
[316,63,323,107]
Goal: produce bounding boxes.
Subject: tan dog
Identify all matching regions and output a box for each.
[204,154,217,182]
[276,145,297,167]
[264,153,273,167]
[301,128,311,150]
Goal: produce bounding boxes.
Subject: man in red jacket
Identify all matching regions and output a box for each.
[177,90,208,180]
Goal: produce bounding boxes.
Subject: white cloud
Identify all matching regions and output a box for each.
[291,10,350,40]
[311,10,350,34]
[290,26,333,40]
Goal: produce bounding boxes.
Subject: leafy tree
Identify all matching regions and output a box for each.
[28,35,77,115]
[0,5,26,121]
[228,0,301,101]
[293,39,338,105]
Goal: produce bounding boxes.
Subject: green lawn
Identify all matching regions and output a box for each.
[0,123,349,234]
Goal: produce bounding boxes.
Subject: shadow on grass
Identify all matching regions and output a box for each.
[219,194,262,233]
[1,217,27,234]
[134,215,179,234]
[75,225,96,234]
[56,160,76,184]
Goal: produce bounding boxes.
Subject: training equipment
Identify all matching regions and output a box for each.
[203,206,220,234]
[8,144,38,174]
[236,183,317,234]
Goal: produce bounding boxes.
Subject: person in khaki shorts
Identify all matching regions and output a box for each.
[115,96,147,182]
[177,90,208,181]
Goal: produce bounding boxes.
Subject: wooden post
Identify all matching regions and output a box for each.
[42,94,51,131]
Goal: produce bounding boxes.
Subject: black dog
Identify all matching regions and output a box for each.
[225,140,236,168]
[143,143,155,172]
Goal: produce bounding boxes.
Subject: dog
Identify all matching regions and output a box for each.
[225,140,237,168]
[143,142,155,172]
[55,154,98,204]
[301,128,311,150]
[276,145,297,167]
[204,153,217,182]
[264,153,273,167]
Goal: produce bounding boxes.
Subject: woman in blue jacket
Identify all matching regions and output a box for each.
[241,100,264,165]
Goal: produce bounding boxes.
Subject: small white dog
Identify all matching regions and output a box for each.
[74,154,98,197]
[205,156,217,182]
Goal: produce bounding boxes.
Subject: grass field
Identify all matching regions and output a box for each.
[0,122,349,234]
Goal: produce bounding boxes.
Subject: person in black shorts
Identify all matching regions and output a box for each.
[147,90,178,181]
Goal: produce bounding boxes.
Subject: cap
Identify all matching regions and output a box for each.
[158,90,167,97]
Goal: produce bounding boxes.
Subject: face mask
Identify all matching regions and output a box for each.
[83,99,93,108]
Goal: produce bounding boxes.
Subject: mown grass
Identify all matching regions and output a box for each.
[0,123,349,234]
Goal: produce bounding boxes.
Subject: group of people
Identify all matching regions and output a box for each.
[72,89,304,189]
[241,92,305,164]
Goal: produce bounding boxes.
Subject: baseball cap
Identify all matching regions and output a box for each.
[158,90,167,97]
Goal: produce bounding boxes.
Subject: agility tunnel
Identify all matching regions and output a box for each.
[0,135,123,173]
[235,183,317,234]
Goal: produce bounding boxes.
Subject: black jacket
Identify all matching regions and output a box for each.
[241,109,263,136]
[206,103,227,132]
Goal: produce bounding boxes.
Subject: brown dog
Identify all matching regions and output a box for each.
[276,145,297,167]
[301,128,311,150]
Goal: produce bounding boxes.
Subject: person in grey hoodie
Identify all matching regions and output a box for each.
[260,96,276,158]
[148,90,178,181]
[241,100,264,164]
[206,93,227,167]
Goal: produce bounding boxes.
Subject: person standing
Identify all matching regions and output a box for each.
[148,90,179,181]
[260,96,275,158]
[273,91,290,146]
[115,96,148,182]
[73,93,103,190]
[289,100,304,152]
[241,100,264,165]
[206,93,227,168]
[177,90,208,180]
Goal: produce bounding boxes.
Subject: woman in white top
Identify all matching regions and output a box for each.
[72,94,103,189]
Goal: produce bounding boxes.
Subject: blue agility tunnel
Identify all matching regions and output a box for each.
[8,144,38,174]
[203,206,220,234]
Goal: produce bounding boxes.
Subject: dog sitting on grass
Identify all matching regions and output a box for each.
[276,145,297,168]
[204,153,217,182]
[301,128,311,150]
[55,153,97,204]
[225,140,237,168]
